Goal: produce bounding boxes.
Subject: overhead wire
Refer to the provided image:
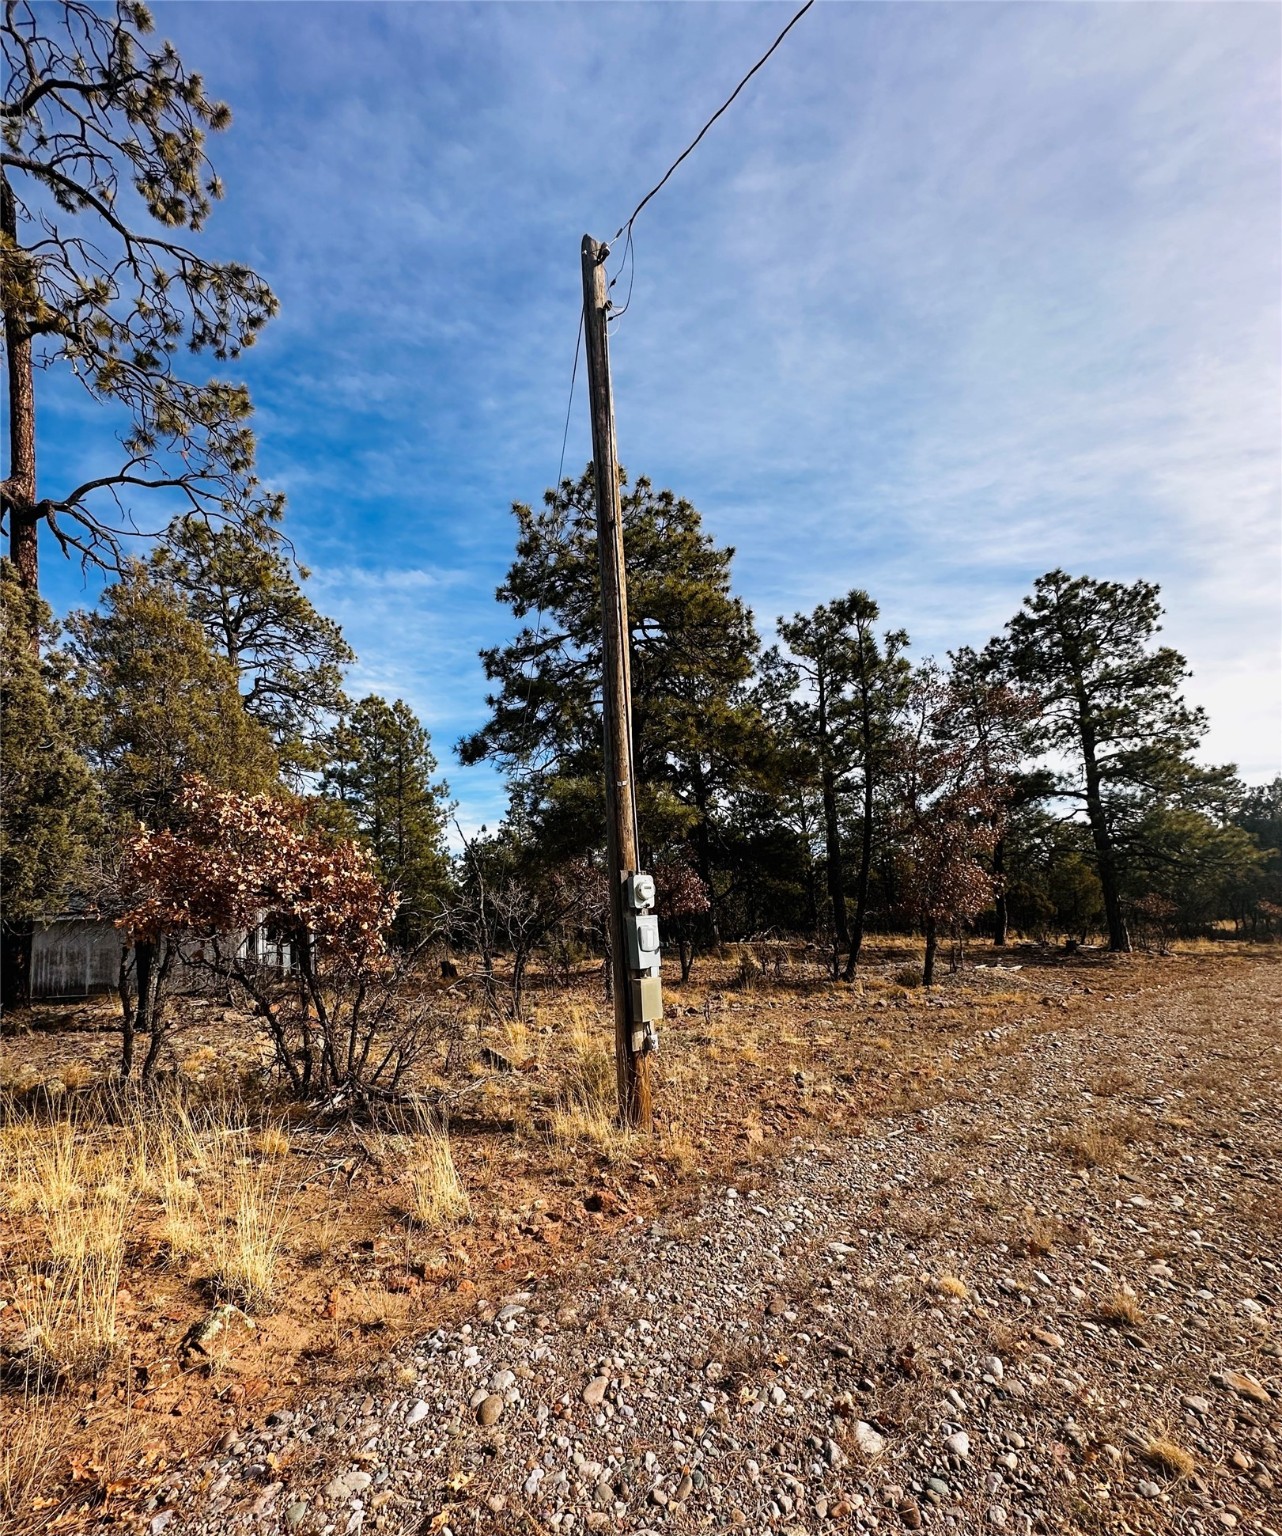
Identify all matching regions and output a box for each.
[512,1,815,805]
[610,0,815,249]
[508,309,583,790]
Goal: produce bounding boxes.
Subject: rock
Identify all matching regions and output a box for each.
[898,1497,922,1529]
[406,1400,429,1427]
[1215,1370,1271,1406]
[988,1505,1008,1527]
[150,1515,175,1536]
[322,1469,371,1502]
[853,1421,886,1457]
[945,1431,971,1458]
[674,1474,693,1501]
[284,1503,309,1532]
[824,1437,847,1470]
[980,1355,1004,1383]
[583,1375,609,1407]
[1136,1480,1160,1498]
[1183,1395,1211,1416]
[1031,1328,1064,1350]
[477,1394,504,1426]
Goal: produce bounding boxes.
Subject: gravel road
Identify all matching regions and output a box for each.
[149,956,1281,1536]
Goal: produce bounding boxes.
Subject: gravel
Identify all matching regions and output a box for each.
[146,957,1280,1535]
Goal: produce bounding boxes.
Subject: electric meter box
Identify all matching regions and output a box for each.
[626,872,656,911]
[630,973,663,1023]
[624,911,661,973]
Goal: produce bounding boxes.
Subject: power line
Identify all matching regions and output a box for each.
[610,0,815,248]
[509,309,583,788]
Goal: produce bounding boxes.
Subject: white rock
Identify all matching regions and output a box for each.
[945,1431,971,1458]
[406,1400,429,1427]
[853,1421,886,1457]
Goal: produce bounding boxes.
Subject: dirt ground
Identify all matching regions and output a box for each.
[1,941,1278,1533]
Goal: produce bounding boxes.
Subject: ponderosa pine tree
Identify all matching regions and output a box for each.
[0,559,97,1006]
[152,513,353,778]
[459,467,763,933]
[759,591,911,974]
[994,570,1230,952]
[68,564,278,830]
[1,1,276,629]
[322,695,451,947]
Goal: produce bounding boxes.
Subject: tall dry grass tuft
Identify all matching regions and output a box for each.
[2,1119,131,1382]
[406,1129,471,1230]
[192,1120,296,1311]
[547,998,631,1156]
[654,1054,708,1172]
[0,1384,61,1525]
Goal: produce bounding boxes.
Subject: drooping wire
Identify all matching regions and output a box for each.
[607,224,635,326]
[610,0,815,249]
[509,309,584,789]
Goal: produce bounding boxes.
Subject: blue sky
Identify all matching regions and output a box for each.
[32,1,1282,832]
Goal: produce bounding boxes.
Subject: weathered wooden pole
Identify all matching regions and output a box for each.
[580,233,652,1132]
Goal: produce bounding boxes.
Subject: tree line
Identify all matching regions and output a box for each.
[3,3,1279,1031]
[457,467,1279,978]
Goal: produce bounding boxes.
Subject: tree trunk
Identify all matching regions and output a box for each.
[992,830,1009,946]
[1077,709,1130,952]
[922,917,938,988]
[679,936,694,983]
[843,755,874,980]
[821,765,848,947]
[1,171,39,630]
[118,950,136,1081]
[1,919,33,1011]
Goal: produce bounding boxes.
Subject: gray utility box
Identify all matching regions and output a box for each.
[630,973,663,1024]
[624,911,661,973]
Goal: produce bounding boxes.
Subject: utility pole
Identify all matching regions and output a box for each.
[580,233,654,1132]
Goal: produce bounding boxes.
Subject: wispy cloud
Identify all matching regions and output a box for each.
[33,1,1279,804]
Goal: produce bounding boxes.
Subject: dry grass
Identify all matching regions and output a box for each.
[1143,1436,1195,1480]
[406,1129,471,1230]
[1094,1290,1144,1329]
[934,1274,970,1300]
[1,1119,131,1383]
[197,1130,296,1310]
[653,1055,708,1173]
[0,1384,61,1525]
[547,999,634,1157]
[1089,1065,1136,1097]
[1058,1125,1127,1170]
[254,1126,291,1158]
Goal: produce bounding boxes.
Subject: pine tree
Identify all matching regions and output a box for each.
[944,644,1045,945]
[759,592,911,973]
[0,560,97,1006]
[68,564,278,830]
[995,570,1231,952]
[323,695,451,947]
[152,513,353,778]
[1,1,276,625]
[459,467,764,929]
